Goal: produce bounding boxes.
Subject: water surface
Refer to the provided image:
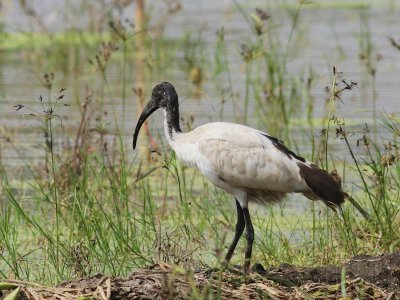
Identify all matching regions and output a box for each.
[1,1,399,171]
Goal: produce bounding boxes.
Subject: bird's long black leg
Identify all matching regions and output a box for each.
[243,206,254,273]
[224,199,245,264]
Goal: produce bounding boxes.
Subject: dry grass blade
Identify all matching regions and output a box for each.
[0,255,399,299]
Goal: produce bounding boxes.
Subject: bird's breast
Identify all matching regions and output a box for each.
[170,140,200,169]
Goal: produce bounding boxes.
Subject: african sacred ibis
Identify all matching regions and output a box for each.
[133,82,344,273]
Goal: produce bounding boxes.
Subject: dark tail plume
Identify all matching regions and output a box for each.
[297,163,345,209]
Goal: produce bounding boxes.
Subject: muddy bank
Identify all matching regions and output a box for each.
[263,252,400,293]
[2,252,399,299]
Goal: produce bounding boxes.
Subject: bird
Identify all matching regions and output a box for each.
[132,82,345,273]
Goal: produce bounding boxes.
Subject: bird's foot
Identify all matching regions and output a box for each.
[203,267,219,278]
[251,262,267,274]
[205,262,272,280]
[251,263,296,287]
[204,263,243,278]
[224,264,243,275]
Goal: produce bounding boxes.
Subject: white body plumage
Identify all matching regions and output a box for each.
[165,120,312,207]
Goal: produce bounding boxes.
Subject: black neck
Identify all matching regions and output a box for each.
[166,101,182,137]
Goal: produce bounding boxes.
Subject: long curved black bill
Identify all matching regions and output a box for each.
[132,101,158,150]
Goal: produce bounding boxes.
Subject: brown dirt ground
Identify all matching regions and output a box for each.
[1,252,399,299]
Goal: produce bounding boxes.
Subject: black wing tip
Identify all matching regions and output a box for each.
[325,199,344,211]
[298,162,345,209]
[262,134,306,162]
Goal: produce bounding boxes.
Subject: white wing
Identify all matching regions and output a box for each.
[185,122,308,193]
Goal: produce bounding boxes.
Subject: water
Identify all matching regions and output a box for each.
[1,0,400,172]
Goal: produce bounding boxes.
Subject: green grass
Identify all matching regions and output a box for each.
[0,0,399,290]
